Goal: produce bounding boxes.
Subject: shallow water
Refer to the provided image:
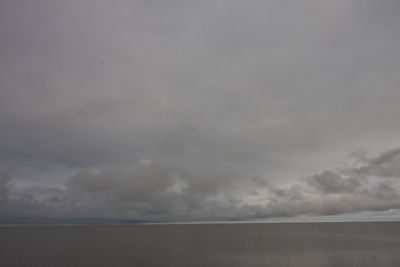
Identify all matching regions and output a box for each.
[1,222,400,266]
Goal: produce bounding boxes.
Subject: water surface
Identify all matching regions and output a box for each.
[1,222,400,266]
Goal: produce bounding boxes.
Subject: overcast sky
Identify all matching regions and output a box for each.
[1,0,400,222]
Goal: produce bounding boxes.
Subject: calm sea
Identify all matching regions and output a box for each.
[1,222,400,266]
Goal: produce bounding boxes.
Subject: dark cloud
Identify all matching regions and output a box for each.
[0,165,12,199]
[346,148,400,178]
[307,170,361,194]
[1,148,400,221]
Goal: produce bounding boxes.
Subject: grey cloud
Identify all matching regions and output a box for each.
[1,0,400,168]
[1,0,400,221]
[307,170,361,194]
[0,165,12,199]
[1,148,400,221]
[67,163,235,218]
[370,148,400,166]
[347,148,400,178]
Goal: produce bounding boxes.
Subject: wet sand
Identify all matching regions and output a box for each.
[1,221,400,266]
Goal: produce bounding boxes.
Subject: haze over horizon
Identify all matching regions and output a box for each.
[1,0,400,222]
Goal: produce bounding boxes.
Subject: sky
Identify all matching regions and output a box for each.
[1,0,400,222]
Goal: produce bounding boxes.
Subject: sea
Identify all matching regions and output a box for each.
[1,221,400,266]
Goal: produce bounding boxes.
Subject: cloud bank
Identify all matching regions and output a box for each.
[1,148,400,221]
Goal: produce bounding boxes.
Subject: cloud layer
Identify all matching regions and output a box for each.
[1,148,400,221]
[1,0,400,221]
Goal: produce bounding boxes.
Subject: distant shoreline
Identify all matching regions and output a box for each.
[1,218,400,227]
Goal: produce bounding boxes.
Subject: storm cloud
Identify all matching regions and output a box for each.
[1,0,400,221]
